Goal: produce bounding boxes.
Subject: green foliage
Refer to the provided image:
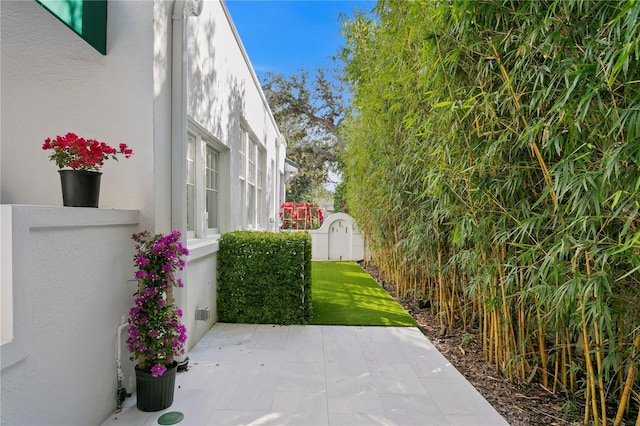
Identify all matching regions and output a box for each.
[262,69,347,200]
[341,0,640,423]
[286,174,312,204]
[217,231,312,325]
[333,181,348,213]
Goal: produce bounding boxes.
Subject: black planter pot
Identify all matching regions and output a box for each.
[58,170,102,207]
[135,362,177,412]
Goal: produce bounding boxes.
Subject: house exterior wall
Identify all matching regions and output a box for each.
[0,206,140,425]
[184,0,285,234]
[0,0,156,223]
[0,1,286,424]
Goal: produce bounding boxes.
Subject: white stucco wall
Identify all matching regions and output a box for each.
[152,0,176,234]
[0,3,154,423]
[0,1,156,227]
[0,206,139,425]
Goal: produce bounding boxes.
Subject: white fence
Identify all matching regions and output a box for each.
[309,213,364,261]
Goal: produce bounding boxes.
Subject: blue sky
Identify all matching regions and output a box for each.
[225,0,375,77]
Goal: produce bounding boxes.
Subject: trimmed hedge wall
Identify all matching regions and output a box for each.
[217,231,312,324]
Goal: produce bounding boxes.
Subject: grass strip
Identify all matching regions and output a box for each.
[310,261,417,326]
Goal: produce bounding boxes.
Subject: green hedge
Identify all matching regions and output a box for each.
[217,231,312,324]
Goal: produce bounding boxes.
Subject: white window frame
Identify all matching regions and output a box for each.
[257,148,265,228]
[187,120,227,241]
[186,133,197,238]
[239,124,266,230]
[205,145,220,236]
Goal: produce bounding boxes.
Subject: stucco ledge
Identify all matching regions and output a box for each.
[0,204,140,229]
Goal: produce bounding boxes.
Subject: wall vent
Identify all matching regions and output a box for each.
[195,307,210,321]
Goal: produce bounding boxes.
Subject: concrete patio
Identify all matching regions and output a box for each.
[103,323,508,426]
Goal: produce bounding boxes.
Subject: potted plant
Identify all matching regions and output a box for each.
[42,132,133,207]
[126,230,188,412]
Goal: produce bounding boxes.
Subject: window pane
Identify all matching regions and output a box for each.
[239,129,245,179]
[240,183,246,228]
[205,146,219,230]
[206,189,217,229]
[187,185,195,232]
[247,184,255,226]
[187,134,196,184]
[248,140,256,184]
[186,134,196,232]
[257,148,264,189]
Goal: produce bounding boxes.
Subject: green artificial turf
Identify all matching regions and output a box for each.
[310,261,418,326]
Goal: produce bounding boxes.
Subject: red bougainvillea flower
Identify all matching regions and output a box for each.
[42,132,133,171]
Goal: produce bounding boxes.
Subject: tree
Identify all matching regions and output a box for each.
[262,68,347,201]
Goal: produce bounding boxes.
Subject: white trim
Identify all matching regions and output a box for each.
[186,119,229,246]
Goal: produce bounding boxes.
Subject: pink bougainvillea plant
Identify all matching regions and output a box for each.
[42,132,133,171]
[127,230,189,377]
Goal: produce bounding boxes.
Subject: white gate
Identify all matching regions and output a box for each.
[309,213,364,261]
[328,218,350,260]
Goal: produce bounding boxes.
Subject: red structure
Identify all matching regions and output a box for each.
[279,202,324,230]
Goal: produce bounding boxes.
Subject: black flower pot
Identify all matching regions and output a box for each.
[135,362,177,412]
[58,170,102,207]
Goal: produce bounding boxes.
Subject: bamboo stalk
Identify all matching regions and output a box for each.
[593,321,607,426]
[493,306,499,370]
[581,250,601,426]
[585,381,591,426]
[483,295,489,359]
[568,328,576,392]
[617,318,624,399]
[517,266,528,382]
[437,248,445,329]
[519,305,527,381]
[536,303,549,388]
[585,251,607,425]
[553,330,560,394]
[614,333,640,426]
[560,324,568,390]
[582,309,600,426]
[490,40,558,210]
[497,245,514,380]
[451,250,457,327]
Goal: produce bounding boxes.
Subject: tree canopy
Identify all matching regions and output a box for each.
[262,68,347,202]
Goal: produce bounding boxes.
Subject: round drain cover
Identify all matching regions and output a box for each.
[158,411,184,425]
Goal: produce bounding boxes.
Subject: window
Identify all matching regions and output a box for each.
[239,126,266,229]
[186,133,196,234]
[247,139,256,226]
[239,128,247,225]
[205,146,219,232]
[257,149,265,228]
[239,131,245,180]
[248,140,256,184]
[187,122,226,239]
